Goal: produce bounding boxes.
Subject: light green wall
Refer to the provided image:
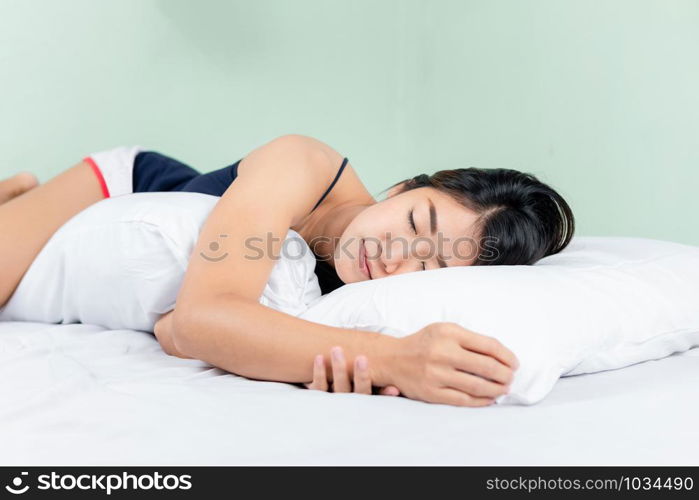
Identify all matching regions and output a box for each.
[1,0,697,244]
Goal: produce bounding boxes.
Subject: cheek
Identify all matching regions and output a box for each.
[335,233,360,263]
[355,213,393,240]
[333,232,366,283]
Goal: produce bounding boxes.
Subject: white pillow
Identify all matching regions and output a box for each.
[0,192,321,332]
[300,236,699,405]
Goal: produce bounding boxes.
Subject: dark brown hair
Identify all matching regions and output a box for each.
[383,167,575,265]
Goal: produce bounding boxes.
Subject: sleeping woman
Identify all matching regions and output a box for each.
[0,134,574,407]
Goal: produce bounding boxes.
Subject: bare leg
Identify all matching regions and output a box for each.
[0,172,39,204]
[0,160,105,306]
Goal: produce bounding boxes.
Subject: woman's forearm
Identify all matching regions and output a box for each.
[170,294,399,386]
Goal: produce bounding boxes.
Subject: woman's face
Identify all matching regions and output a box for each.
[334,186,483,284]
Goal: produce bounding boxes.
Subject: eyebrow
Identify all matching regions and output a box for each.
[427,197,448,268]
[428,197,438,235]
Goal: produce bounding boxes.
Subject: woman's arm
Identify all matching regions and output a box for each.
[172,294,396,385]
[167,135,517,405]
[153,311,192,359]
[155,311,400,393]
[169,134,395,384]
[171,297,515,406]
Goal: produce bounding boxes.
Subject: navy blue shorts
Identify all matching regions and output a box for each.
[132,151,242,197]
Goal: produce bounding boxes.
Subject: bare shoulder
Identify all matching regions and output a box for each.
[235,134,374,224]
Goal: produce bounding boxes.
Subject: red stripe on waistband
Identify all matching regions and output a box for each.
[83,156,110,198]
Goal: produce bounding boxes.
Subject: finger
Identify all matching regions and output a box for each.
[330,346,352,393]
[353,355,372,394]
[378,385,401,396]
[452,349,515,386]
[444,369,509,398]
[434,387,495,408]
[306,354,328,391]
[455,327,519,370]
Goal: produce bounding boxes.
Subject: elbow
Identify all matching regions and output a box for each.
[170,306,198,357]
[170,293,255,368]
[169,294,246,359]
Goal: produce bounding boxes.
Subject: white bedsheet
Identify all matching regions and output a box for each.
[0,321,697,465]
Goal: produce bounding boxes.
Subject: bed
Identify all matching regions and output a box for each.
[1,320,696,466]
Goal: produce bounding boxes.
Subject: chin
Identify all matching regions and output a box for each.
[335,262,357,284]
[338,256,369,284]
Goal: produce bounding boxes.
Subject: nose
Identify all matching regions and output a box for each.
[382,237,408,275]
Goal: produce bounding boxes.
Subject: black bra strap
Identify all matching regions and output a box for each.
[311,157,348,212]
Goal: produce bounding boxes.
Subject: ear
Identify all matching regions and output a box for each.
[385,181,407,199]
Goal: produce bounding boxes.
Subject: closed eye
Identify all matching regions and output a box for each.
[408,209,417,234]
[408,209,426,271]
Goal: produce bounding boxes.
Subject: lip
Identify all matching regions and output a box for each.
[360,239,373,279]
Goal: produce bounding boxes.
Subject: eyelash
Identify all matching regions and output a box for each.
[408,209,417,234]
[408,209,427,271]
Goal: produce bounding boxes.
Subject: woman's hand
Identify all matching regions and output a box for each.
[305,346,400,396]
[387,322,518,407]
